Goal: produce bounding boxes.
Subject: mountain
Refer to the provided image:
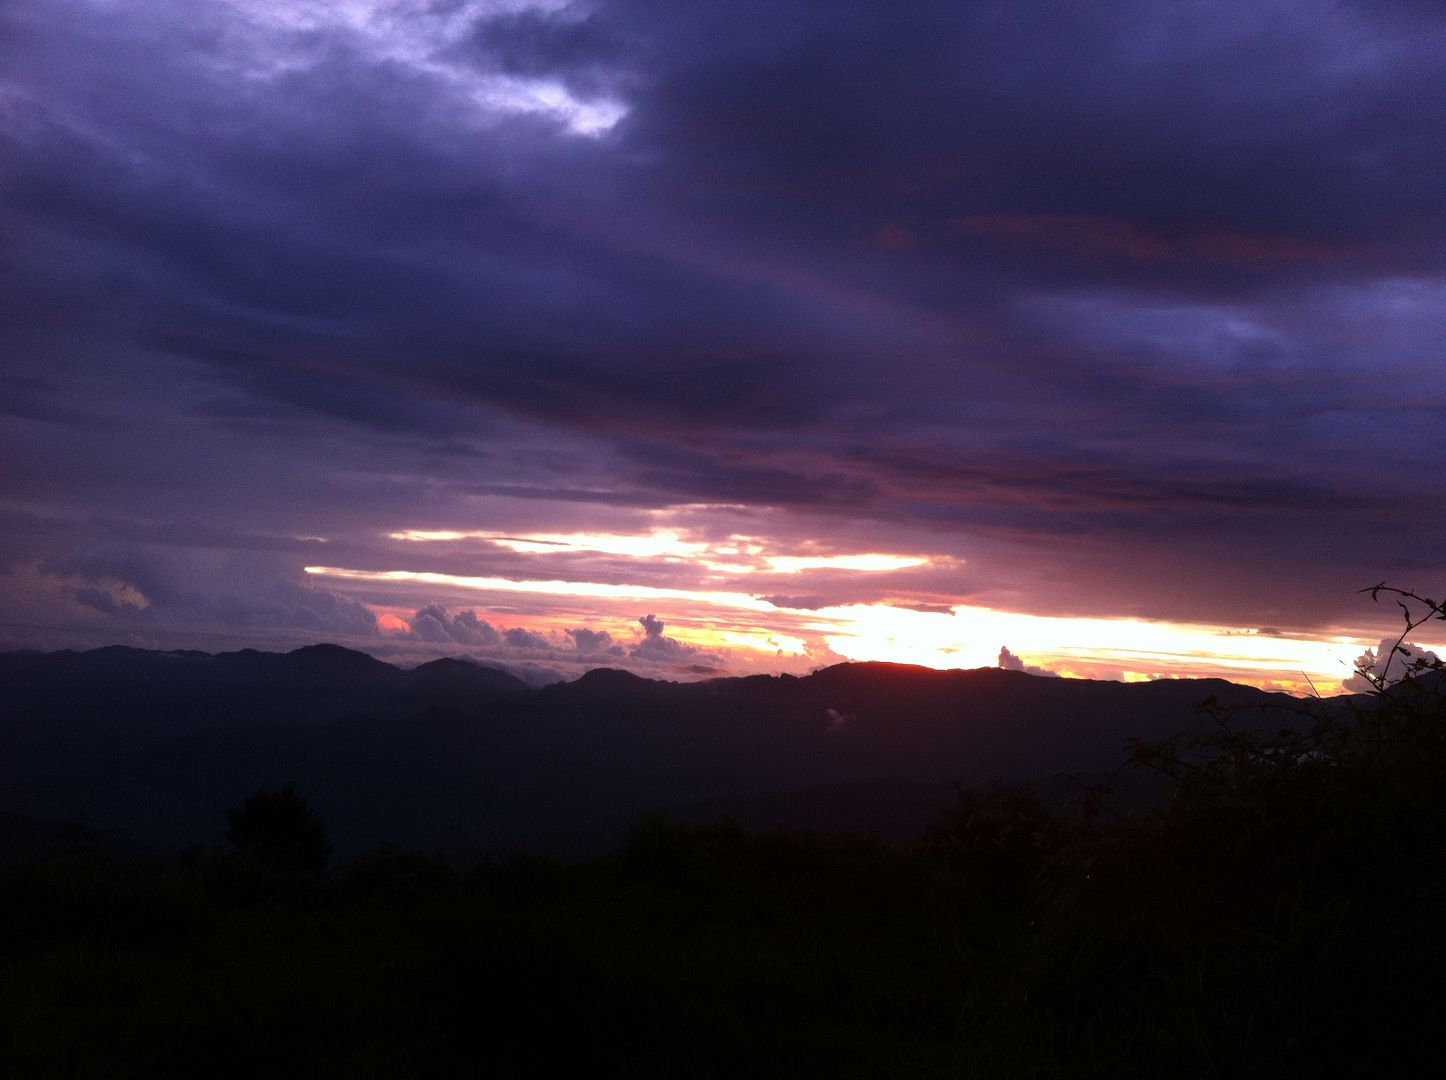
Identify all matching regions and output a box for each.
[0,646,1313,858]
[0,643,528,742]
[0,808,155,859]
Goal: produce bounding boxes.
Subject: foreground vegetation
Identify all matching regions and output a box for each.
[3,590,1443,1077]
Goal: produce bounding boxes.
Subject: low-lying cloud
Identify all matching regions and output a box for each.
[998,646,1060,678]
[629,613,725,668]
[1343,637,1443,692]
[408,605,502,646]
[394,605,724,675]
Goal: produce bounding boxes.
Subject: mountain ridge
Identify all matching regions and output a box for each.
[0,643,1318,858]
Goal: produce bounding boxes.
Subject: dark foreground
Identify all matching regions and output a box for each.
[5,673,1445,1080]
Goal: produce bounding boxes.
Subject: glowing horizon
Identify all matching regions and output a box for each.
[7,0,1444,695]
[303,562,1401,692]
[387,529,933,574]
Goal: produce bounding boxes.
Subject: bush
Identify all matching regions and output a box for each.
[972,584,1446,1075]
[224,783,331,876]
[918,782,1065,905]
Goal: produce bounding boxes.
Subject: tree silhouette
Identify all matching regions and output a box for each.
[225,782,331,874]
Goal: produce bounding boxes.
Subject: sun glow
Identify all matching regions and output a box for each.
[712,629,811,656]
[307,563,1373,689]
[763,554,928,573]
[390,529,712,559]
[306,565,777,611]
[810,602,1363,685]
[388,528,931,574]
[493,531,711,559]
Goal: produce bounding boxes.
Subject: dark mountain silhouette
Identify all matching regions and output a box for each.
[0,643,527,740]
[0,808,154,858]
[0,645,1313,856]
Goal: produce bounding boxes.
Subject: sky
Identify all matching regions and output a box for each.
[2,0,1444,691]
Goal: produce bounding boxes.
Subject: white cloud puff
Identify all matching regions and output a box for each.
[998,645,1060,677]
[1343,637,1442,692]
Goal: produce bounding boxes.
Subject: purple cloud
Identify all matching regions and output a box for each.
[408,606,502,647]
[1,0,1443,676]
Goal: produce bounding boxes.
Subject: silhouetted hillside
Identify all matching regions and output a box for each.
[0,646,1311,855]
[3,642,1442,1077]
[0,644,527,740]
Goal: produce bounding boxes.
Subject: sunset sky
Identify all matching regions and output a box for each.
[2,0,1443,690]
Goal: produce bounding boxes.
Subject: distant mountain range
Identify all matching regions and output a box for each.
[0,644,1318,858]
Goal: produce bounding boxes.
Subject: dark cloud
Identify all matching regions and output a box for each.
[462,5,632,97]
[623,443,880,509]
[760,595,831,611]
[1,0,1444,659]
[72,586,144,617]
[902,603,956,616]
[41,547,379,636]
[0,376,118,429]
